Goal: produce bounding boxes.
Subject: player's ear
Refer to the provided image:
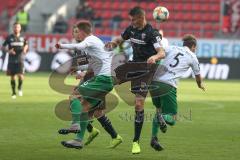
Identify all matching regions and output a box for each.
[191,45,197,53]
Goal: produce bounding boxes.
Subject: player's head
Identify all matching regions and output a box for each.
[72,25,82,42]
[182,34,197,53]
[129,6,146,29]
[13,22,21,34]
[73,20,92,41]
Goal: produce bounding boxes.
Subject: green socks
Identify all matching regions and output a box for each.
[151,113,176,137]
[70,98,82,124]
[76,112,89,140]
[152,115,159,137]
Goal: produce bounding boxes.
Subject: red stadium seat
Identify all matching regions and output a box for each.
[112,1,120,10]
[83,0,221,38]
[102,2,112,10]
[120,21,130,29]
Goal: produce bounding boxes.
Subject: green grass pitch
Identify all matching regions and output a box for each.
[0,72,240,160]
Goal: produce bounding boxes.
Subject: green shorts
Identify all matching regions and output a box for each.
[150,81,177,115]
[78,75,114,109]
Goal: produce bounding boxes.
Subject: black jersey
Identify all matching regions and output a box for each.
[121,24,162,62]
[3,34,27,63]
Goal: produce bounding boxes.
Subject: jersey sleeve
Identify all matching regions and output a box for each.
[121,26,131,40]
[190,56,200,75]
[149,30,162,49]
[60,40,89,50]
[2,36,10,47]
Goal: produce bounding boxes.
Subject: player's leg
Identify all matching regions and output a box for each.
[17,73,24,96]
[15,62,24,96]
[84,110,100,146]
[150,81,177,133]
[93,108,123,148]
[61,98,89,149]
[150,82,178,151]
[7,63,17,98]
[130,78,147,154]
[10,75,16,99]
[84,121,100,146]
[131,94,145,154]
[61,76,114,149]
[150,96,165,151]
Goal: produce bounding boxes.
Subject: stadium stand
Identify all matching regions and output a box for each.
[0,0,29,31]
[70,0,222,38]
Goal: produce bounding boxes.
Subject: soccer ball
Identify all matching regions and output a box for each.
[153,6,169,22]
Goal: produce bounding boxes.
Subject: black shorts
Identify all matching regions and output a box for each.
[130,71,155,97]
[7,62,24,76]
[115,62,158,97]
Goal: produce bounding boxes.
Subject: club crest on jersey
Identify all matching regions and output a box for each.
[141,33,146,39]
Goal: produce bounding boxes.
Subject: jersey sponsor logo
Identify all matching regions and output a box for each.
[10,42,24,46]
[19,37,24,42]
[141,33,146,39]
[130,38,146,45]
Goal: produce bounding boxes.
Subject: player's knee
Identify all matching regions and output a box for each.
[93,109,103,119]
[11,76,15,80]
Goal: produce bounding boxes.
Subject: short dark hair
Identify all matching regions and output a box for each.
[182,34,197,48]
[76,20,92,34]
[129,6,145,16]
[13,22,21,26]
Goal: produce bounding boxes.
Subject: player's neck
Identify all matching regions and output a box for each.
[14,33,20,37]
[138,21,147,30]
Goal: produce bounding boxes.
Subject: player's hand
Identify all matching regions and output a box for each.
[104,42,117,51]
[76,71,86,80]
[147,55,157,64]
[8,48,16,55]
[55,43,61,49]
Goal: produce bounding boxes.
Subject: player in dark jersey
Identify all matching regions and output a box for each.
[105,7,166,154]
[2,22,28,99]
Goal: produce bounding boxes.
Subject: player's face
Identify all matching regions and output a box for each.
[72,27,81,42]
[77,30,86,41]
[130,15,145,29]
[192,46,197,53]
[13,24,21,34]
[191,45,197,53]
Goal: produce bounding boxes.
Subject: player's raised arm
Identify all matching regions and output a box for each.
[147,47,165,64]
[55,41,89,50]
[105,36,124,50]
[147,30,166,64]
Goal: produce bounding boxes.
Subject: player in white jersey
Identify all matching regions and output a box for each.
[55,21,122,149]
[149,34,205,151]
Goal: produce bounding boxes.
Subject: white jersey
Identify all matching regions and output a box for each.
[160,37,169,48]
[60,35,112,76]
[153,46,200,88]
